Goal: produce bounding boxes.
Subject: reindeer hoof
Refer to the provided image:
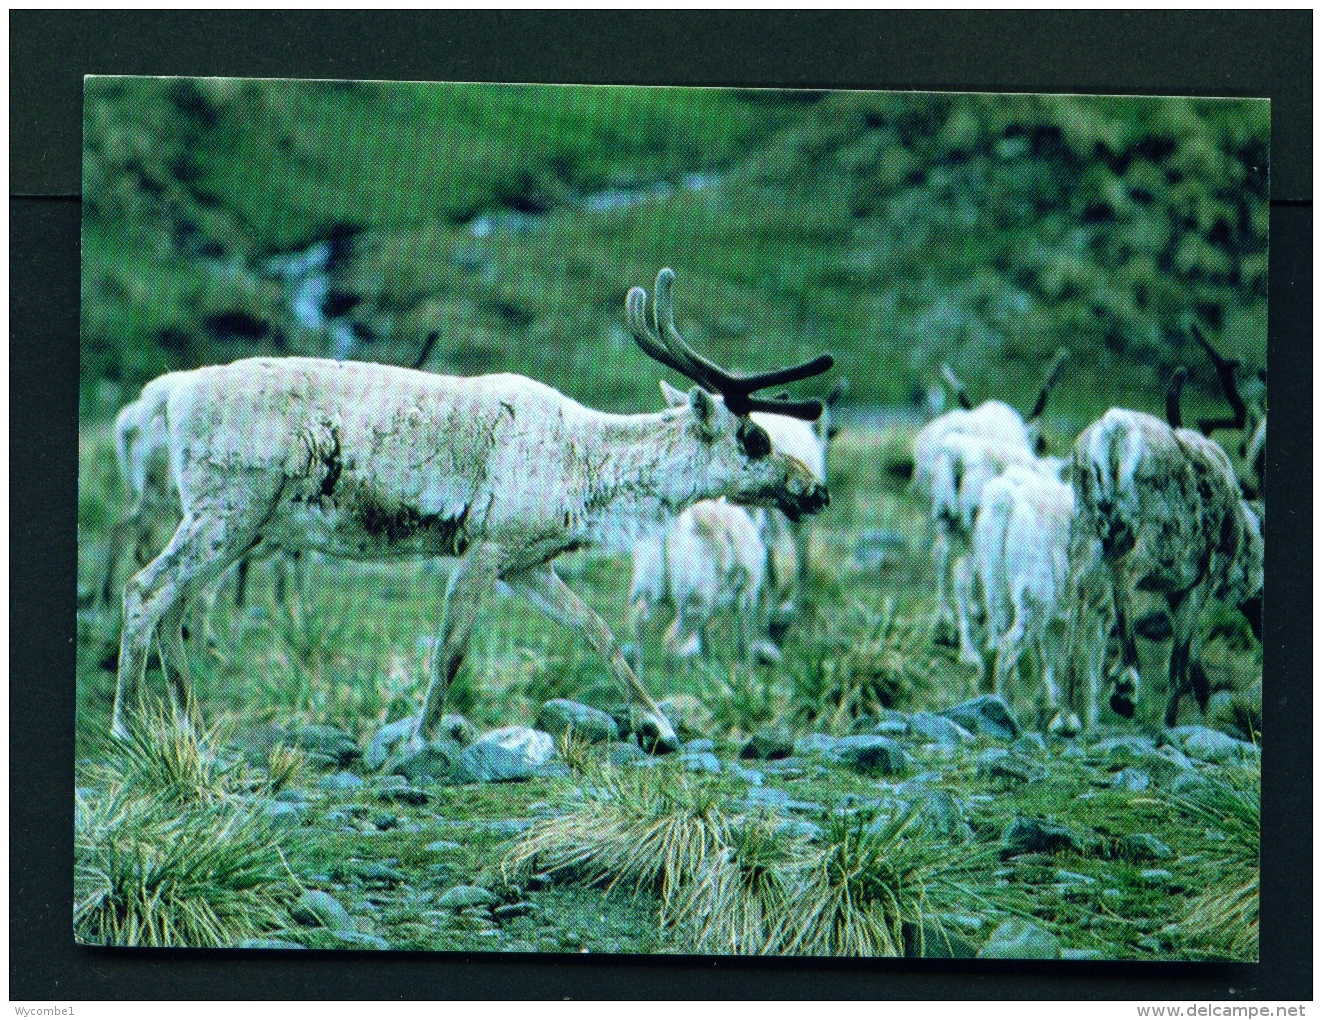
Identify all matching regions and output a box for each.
[636,712,680,755]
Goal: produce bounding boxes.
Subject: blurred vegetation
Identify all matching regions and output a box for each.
[82,78,1266,422]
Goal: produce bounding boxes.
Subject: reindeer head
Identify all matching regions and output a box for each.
[629,269,833,522]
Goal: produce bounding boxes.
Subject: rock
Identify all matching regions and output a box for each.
[426,840,463,852]
[235,938,305,950]
[745,787,792,810]
[976,748,1044,783]
[367,715,476,771]
[284,724,361,768]
[939,696,1019,741]
[1089,734,1157,760]
[274,787,307,803]
[343,861,406,886]
[1207,687,1261,742]
[727,762,764,785]
[230,724,285,763]
[1169,726,1259,765]
[390,738,463,783]
[264,801,305,828]
[1002,817,1085,857]
[679,750,722,774]
[365,717,417,770]
[832,735,911,777]
[437,885,501,910]
[605,740,648,765]
[319,770,366,792]
[908,712,974,747]
[794,733,841,757]
[1062,948,1105,960]
[685,738,716,753]
[911,920,978,958]
[493,902,536,920]
[484,818,534,838]
[656,695,714,738]
[1137,745,1198,784]
[450,726,557,783]
[377,785,431,806]
[977,919,1062,959]
[1012,733,1047,756]
[914,789,969,840]
[1170,772,1213,797]
[1120,833,1173,861]
[1140,868,1175,888]
[292,890,353,929]
[1111,767,1151,792]
[536,699,620,744]
[372,811,399,830]
[740,734,787,761]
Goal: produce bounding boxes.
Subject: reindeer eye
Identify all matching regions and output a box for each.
[738,421,771,460]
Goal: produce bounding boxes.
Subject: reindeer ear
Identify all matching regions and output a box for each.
[689,387,719,434]
[659,379,689,408]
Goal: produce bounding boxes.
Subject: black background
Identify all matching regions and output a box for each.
[10,10,1312,1000]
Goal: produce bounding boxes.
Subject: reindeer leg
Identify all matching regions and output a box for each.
[932,529,958,646]
[415,540,503,745]
[233,557,251,608]
[115,509,262,741]
[1107,563,1141,719]
[506,563,680,753]
[1165,584,1212,726]
[158,600,202,736]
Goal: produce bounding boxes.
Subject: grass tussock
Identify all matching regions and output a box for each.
[1171,770,1259,960]
[507,764,998,956]
[75,707,303,947]
[792,599,939,733]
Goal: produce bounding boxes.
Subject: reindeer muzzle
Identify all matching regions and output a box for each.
[782,482,829,522]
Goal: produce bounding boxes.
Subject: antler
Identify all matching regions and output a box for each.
[626,268,834,421]
[1027,348,1069,420]
[939,363,973,410]
[1165,365,1188,429]
[1191,325,1247,436]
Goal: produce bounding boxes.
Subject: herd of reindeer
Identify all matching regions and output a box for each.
[93,268,1264,755]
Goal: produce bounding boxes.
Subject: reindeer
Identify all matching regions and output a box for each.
[912,350,1068,645]
[99,371,305,614]
[1189,325,1266,500]
[629,497,771,664]
[110,268,833,754]
[1070,396,1263,726]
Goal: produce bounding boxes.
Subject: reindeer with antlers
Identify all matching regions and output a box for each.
[110,268,833,754]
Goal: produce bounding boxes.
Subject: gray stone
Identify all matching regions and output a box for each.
[1012,733,1047,756]
[372,811,399,830]
[656,695,714,738]
[343,861,406,886]
[484,818,534,838]
[451,726,557,783]
[390,738,462,783]
[977,919,1061,959]
[1170,772,1213,797]
[728,762,764,785]
[907,712,973,747]
[976,748,1044,783]
[1170,726,1259,765]
[1112,767,1152,792]
[745,787,792,810]
[912,921,978,958]
[365,717,417,771]
[426,840,463,852]
[679,750,722,774]
[1140,868,1175,888]
[740,732,794,761]
[1089,734,1157,761]
[493,902,537,920]
[264,801,305,828]
[438,884,501,909]
[284,724,361,767]
[685,738,716,753]
[1002,817,1085,857]
[606,740,648,765]
[292,890,353,929]
[832,735,912,777]
[536,699,620,744]
[319,770,366,792]
[794,733,841,757]
[235,938,305,950]
[914,789,969,840]
[939,696,1019,741]
[1138,745,1198,784]
[1062,948,1106,960]
[1121,833,1173,861]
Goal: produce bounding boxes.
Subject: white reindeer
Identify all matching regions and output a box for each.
[912,352,1068,645]
[1070,403,1263,726]
[629,498,769,662]
[973,465,1087,733]
[111,268,833,754]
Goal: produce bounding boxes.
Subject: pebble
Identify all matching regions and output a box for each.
[1002,817,1086,857]
[1111,767,1152,792]
[977,919,1061,959]
[535,699,620,745]
[1140,869,1175,888]
[493,902,536,920]
[1012,732,1047,756]
[908,712,974,747]
[740,732,794,761]
[450,726,558,784]
[426,840,463,853]
[679,750,722,774]
[1169,726,1259,765]
[292,890,353,929]
[1062,948,1106,961]
[794,733,841,757]
[832,735,912,777]
[939,695,1019,741]
[319,771,366,792]
[606,741,648,765]
[284,724,362,768]
[727,762,764,785]
[437,885,501,909]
